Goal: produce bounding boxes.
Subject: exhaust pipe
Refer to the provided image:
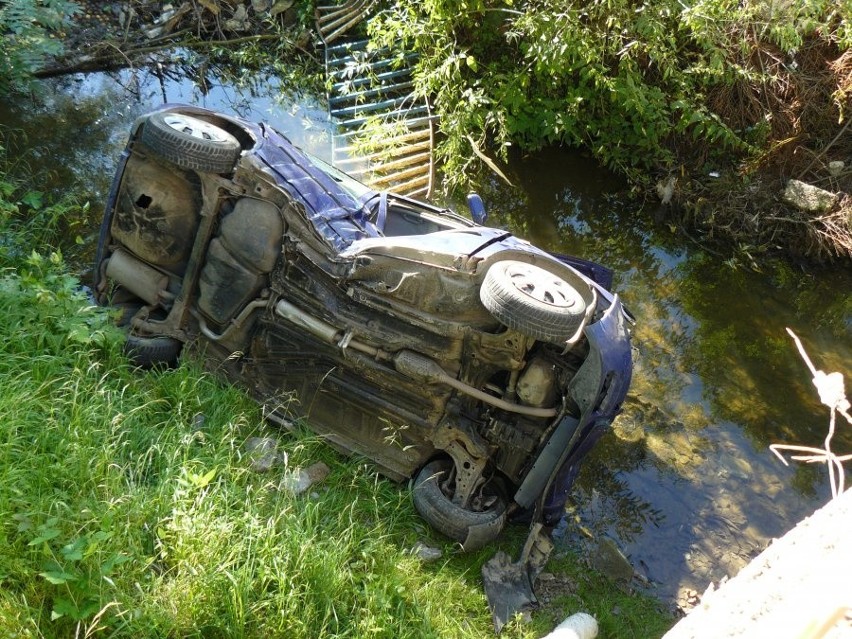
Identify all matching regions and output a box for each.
[274,299,557,418]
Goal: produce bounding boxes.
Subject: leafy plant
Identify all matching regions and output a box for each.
[367,0,849,193]
[0,137,92,266]
[0,0,80,94]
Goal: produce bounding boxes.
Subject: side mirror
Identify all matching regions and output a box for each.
[467,193,488,225]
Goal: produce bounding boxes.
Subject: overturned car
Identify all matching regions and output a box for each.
[94,105,632,562]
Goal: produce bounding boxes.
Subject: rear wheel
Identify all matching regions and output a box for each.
[125,334,182,368]
[141,112,241,173]
[413,459,506,550]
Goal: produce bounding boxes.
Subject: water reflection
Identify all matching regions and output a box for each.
[3,70,850,609]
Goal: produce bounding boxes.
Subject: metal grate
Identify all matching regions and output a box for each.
[316,9,437,199]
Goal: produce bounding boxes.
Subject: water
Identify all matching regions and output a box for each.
[2,68,850,609]
[481,149,852,604]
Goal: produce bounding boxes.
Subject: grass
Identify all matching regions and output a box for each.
[0,174,674,637]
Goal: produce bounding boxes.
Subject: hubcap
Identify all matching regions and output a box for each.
[163,114,228,142]
[506,264,577,308]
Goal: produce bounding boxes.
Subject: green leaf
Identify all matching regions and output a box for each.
[51,596,80,620]
[192,467,218,489]
[66,323,92,344]
[29,528,60,546]
[101,553,130,575]
[40,570,77,585]
[0,181,16,198]
[61,538,86,562]
[12,513,32,532]
[21,191,43,210]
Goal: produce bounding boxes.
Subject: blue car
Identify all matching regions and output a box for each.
[94,104,633,556]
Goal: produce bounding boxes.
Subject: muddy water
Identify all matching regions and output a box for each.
[3,70,850,609]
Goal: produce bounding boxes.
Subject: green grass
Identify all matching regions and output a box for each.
[0,178,674,637]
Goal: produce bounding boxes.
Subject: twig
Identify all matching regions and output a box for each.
[798,117,852,179]
[465,134,514,187]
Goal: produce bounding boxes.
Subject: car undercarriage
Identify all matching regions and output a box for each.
[93,104,634,626]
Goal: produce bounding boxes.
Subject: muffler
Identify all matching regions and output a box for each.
[105,248,169,306]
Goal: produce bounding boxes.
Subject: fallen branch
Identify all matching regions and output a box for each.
[33,34,284,79]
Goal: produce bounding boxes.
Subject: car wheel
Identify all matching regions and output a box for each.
[480,260,588,343]
[141,112,241,174]
[413,459,506,550]
[125,334,182,368]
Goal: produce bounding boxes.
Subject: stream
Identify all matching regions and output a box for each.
[2,65,850,611]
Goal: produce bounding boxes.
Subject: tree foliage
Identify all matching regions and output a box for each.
[0,0,80,93]
[368,0,851,191]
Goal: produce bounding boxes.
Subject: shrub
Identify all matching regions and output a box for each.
[0,0,80,94]
[368,0,850,191]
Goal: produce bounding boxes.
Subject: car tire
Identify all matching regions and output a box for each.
[480,260,587,343]
[125,334,182,368]
[141,112,241,174]
[413,459,506,550]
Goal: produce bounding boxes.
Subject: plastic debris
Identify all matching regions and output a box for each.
[541,612,598,639]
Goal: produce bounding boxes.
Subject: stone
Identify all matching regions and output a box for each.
[191,413,206,431]
[411,541,443,562]
[245,436,282,472]
[828,160,844,177]
[278,461,330,496]
[589,537,634,583]
[782,179,839,213]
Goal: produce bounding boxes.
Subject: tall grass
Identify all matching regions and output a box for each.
[0,165,672,637]
[0,256,502,637]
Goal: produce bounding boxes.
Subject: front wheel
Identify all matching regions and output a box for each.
[480,260,587,343]
[413,459,506,550]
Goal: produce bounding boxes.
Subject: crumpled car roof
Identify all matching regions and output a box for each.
[256,123,380,251]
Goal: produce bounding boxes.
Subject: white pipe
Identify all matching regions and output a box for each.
[433,368,557,418]
[541,613,598,639]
